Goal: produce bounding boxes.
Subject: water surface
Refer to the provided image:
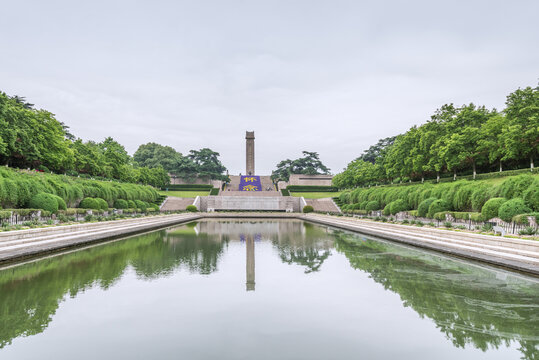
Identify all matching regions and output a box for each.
[0,219,537,359]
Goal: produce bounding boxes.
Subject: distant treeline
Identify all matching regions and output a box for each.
[0,92,228,187]
[333,83,539,188]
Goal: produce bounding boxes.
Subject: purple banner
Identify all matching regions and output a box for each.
[239,176,262,191]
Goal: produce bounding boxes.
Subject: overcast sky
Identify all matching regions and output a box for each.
[1,0,538,175]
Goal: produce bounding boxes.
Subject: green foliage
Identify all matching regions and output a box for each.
[481,198,507,220]
[333,83,539,188]
[365,200,380,211]
[113,199,129,209]
[287,185,337,192]
[128,200,136,209]
[28,193,59,214]
[209,188,219,196]
[522,179,539,211]
[519,227,537,236]
[135,200,147,211]
[499,175,535,199]
[303,205,314,213]
[272,151,330,182]
[417,197,437,217]
[280,189,290,196]
[389,199,407,215]
[427,199,450,218]
[498,198,531,223]
[53,195,67,211]
[383,203,391,216]
[79,198,100,210]
[96,198,109,210]
[186,205,198,212]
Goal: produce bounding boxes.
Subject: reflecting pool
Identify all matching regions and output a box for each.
[0,219,537,359]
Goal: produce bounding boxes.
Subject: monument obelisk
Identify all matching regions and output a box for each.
[246,131,255,175]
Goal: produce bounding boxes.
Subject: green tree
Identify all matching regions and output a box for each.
[272,151,330,182]
[501,85,539,169]
[188,148,227,180]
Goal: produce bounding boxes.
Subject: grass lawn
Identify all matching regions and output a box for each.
[291,192,342,199]
[159,190,209,198]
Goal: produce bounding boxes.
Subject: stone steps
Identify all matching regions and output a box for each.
[160,197,195,211]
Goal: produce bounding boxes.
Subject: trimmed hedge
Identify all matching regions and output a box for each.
[303,205,314,213]
[164,184,213,191]
[186,205,198,212]
[365,200,380,211]
[389,199,407,214]
[53,194,67,211]
[383,203,391,216]
[79,198,101,210]
[28,193,59,214]
[209,188,219,195]
[113,199,129,209]
[427,199,450,218]
[523,180,539,211]
[498,198,531,223]
[417,197,437,217]
[481,198,507,220]
[287,185,338,192]
[281,189,290,196]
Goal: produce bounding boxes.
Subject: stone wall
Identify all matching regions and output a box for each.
[200,196,300,212]
[279,174,334,189]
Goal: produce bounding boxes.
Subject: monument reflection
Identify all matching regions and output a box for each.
[184,219,334,291]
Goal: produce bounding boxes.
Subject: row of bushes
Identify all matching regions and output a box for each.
[80,197,159,212]
[0,167,159,209]
[209,188,219,195]
[287,185,338,192]
[339,174,539,222]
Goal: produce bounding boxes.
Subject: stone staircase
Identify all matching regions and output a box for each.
[305,198,340,213]
[160,197,195,211]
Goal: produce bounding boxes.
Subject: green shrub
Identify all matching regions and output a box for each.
[481,197,506,220]
[408,210,419,217]
[79,198,100,210]
[499,175,535,199]
[365,200,380,211]
[28,193,59,213]
[96,198,109,210]
[512,214,532,225]
[128,200,136,208]
[522,180,539,211]
[482,223,493,231]
[427,199,450,218]
[280,189,290,196]
[417,197,437,217]
[383,203,391,216]
[498,198,531,223]
[135,200,147,211]
[303,205,314,213]
[444,221,453,228]
[186,205,198,212]
[209,188,219,195]
[113,199,129,209]
[434,212,447,221]
[389,199,407,215]
[52,195,67,210]
[519,226,537,236]
[471,184,491,211]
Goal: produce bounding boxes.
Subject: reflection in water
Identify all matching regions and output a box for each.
[333,230,539,359]
[0,220,537,359]
[246,235,255,291]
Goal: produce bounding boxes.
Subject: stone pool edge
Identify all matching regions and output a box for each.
[1,212,537,276]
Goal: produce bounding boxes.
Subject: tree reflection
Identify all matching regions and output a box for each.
[273,222,333,273]
[0,223,226,349]
[333,231,539,359]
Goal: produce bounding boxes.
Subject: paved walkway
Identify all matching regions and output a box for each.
[303,214,539,275]
[0,214,201,264]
